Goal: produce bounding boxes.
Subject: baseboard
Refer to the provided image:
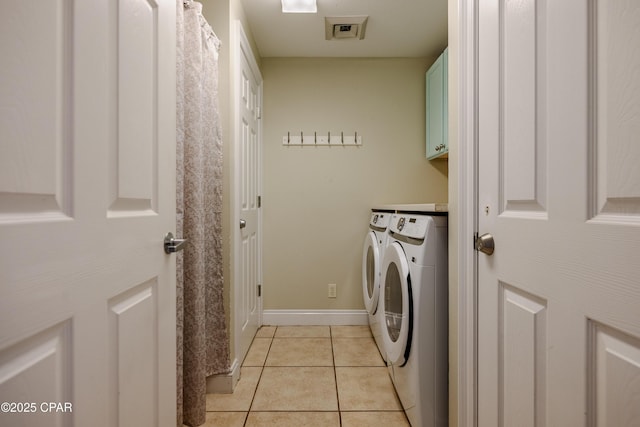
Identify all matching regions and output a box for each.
[206,358,240,394]
[262,309,368,326]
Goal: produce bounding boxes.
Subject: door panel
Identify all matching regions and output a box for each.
[0,0,72,221]
[591,0,640,218]
[499,283,547,427]
[0,1,176,426]
[589,322,640,426]
[478,0,640,425]
[111,0,158,210]
[0,321,72,426]
[501,0,545,213]
[108,279,159,426]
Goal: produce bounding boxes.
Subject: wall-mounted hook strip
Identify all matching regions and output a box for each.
[282,132,362,146]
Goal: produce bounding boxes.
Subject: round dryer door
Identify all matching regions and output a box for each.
[362,231,381,314]
[380,241,412,366]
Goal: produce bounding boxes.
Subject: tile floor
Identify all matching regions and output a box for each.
[204,325,410,427]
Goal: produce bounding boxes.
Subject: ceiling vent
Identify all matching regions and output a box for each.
[324,16,368,40]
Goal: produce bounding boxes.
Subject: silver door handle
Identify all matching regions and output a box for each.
[164,232,187,254]
[240,219,246,229]
[475,233,495,256]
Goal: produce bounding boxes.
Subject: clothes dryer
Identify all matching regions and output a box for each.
[380,213,448,427]
[362,209,393,361]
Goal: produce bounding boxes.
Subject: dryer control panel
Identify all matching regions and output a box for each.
[370,211,392,229]
[389,214,431,239]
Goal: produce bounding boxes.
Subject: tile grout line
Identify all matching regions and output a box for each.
[330,326,344,427]
[242,326,276,427]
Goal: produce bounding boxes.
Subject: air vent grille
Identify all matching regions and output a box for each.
[324,16,368,40]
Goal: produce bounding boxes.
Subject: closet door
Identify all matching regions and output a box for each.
[0,1,176,426]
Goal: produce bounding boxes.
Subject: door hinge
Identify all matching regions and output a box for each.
[257,284,262,297]
[257,195,262,208]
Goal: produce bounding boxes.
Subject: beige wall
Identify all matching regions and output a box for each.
[261,57,448,310]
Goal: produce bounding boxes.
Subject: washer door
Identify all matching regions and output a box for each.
[380,241,412,366]
[362,231,380,314]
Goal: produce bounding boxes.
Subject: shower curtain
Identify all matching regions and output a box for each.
[176,1,229,426]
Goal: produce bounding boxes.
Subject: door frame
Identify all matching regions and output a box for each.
[456,0,479,425]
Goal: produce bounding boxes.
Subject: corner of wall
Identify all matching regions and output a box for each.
[447,0,460,426]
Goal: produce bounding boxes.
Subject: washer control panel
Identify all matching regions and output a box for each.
[370,212,392,229]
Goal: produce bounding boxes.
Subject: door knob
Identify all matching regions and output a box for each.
[475,233,495,255]
[164,232,187,254]
[240,219,246,229]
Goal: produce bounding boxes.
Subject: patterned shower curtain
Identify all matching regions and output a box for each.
[176,1,229,426]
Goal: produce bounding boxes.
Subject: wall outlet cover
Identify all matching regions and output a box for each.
[328,283,337,298]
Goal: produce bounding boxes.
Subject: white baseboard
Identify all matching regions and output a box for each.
[262,309,369,326]
[206,358,240,394]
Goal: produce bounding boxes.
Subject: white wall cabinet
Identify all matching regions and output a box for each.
[426,48,448,159]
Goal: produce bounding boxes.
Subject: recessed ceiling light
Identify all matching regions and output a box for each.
[281,0,317,13]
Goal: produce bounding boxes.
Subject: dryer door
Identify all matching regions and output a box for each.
[380,241,412,366]
[362,231,380,314]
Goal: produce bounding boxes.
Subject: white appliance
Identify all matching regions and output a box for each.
[380,212,448,427]
[362,209,393,360]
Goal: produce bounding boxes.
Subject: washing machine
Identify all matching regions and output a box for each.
[362,209,393,360]
[380,212,448,427]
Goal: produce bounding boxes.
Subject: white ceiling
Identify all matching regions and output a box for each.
[240,0,448,58]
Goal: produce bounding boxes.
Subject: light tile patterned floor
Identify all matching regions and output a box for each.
[205,325,410,427]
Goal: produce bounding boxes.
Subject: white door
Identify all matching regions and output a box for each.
[0,1,176,426]
[234,21,263,364]
[478,0,640,425]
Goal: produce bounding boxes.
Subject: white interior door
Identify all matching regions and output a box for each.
[0,1,176,426]
[477,0,640,425]
[234,21,263,365]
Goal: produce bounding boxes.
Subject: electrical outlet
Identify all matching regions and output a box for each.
[328,283,337,298]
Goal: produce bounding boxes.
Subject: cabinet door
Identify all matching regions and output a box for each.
[426,48,448,159]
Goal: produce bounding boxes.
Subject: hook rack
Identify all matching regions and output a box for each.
[282,131,362,146]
